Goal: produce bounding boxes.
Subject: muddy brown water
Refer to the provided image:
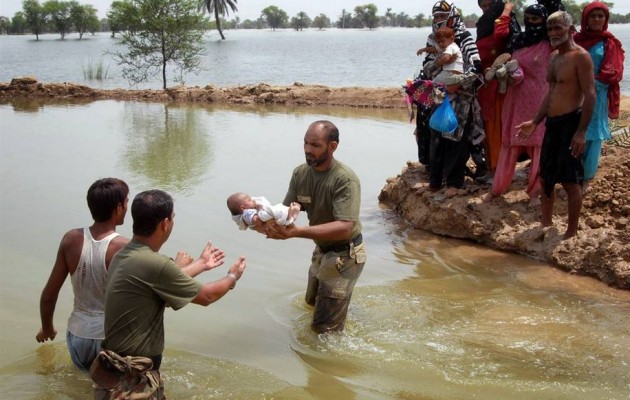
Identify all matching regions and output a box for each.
[1,99,628,399]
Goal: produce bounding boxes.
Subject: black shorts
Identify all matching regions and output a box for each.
[540,110,584,197]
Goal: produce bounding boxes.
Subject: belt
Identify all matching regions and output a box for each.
[318,234,362,254]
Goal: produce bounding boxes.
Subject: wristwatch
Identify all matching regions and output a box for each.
[226,272,238,289]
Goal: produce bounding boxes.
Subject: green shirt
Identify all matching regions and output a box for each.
[283,160,362,248]
[102,240,202,357]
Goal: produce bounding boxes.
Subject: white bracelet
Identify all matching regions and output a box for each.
[226,272,237,289]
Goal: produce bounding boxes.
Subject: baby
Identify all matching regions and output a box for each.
[227,192,301,231]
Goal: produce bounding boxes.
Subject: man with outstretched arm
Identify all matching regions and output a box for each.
[92,189,246,399]
[265,120,367,334]
[516,11,595,239]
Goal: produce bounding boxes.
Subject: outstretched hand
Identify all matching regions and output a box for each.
[228,256,247,281]
[174,251,194,268]
[516,120,536,140]
[199,241,225,271]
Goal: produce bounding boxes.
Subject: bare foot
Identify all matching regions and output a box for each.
[563,230,578,240]
[483,192,495,203]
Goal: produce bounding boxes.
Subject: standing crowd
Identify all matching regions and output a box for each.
[407,0,624,240]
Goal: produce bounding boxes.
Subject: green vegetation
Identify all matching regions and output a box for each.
[290,11,310,31]
[198,0,237,40]
[0,0,627,36]
[82,58,110,80]
[109,0,206,90]
[260,5,288,31]
[354,4,379,30]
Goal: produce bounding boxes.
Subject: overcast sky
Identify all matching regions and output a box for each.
[1,0,629,21]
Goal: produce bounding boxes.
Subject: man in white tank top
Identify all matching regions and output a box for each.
[36,178,130,371]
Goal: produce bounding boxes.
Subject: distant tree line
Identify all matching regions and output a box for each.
[1,0,99,39]
[0,0,628,38]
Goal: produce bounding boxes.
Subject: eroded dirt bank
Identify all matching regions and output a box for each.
[2,77,628,289]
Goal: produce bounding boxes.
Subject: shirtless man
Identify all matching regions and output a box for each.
[516,11,595,239]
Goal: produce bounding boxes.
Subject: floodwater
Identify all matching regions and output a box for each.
[1,26,629,92]
[0,99,629,399]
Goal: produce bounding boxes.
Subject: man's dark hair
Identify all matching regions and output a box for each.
[87,178,129,222]
[313,120,340,143]
[131,190,174,236]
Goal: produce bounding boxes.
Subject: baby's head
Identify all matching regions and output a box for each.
[227,192,256,216]
[434,26,455,49]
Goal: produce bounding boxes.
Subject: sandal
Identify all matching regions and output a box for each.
[484,53,511,81]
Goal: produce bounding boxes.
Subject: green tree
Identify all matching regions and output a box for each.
[337,9,351,28]
[110,0,207,89]
[198,0,237,40]
[396,12,413,27]
[354,4,379,29]
[382,7,391,26]
[11,12,28,34]
[0,16,10,34]
[22,0,46,40]
[107,0,140,37]
[43,0,71,39]
[260,5,287,30]
[290,11,310,31]
[70,2,98,39]
[312,13,330,30]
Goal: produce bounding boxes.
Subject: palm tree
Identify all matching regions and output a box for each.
[198,0,237,40]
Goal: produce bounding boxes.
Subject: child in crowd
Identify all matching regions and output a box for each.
[227,192,301,231]
[417,26,465,86]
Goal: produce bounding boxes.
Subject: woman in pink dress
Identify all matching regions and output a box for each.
[484,3,552,205]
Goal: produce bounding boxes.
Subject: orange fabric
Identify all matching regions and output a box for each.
[477,80,505,170]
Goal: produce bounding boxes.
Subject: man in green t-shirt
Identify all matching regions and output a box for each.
[265,120,367,334]
[95,190,246,399]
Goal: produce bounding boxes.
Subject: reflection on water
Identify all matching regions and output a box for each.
[0,99,629,400]
[122,103,212,195]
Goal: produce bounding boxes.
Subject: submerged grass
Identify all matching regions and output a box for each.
[82,58,110,81]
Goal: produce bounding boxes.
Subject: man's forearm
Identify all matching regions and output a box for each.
[533,91,551,125]
[294,221,353,241]
[577,92,595,135]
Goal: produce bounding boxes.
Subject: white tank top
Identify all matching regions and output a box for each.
[67,228,119,339]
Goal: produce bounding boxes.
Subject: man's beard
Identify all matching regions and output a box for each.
[305,149,329,167]
[549,31,570,47]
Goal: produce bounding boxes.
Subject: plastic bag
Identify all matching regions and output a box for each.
[429,97,458,135]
